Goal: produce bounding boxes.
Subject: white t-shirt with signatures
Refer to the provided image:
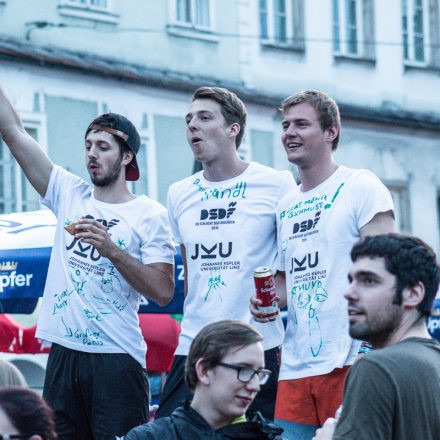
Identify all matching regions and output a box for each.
[167,162,297,355]
[35,166,175,367]
[277,166,394,380]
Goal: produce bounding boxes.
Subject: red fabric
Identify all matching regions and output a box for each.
[139,314,180,372]
[275,366,350,426]
[0,313,180,372]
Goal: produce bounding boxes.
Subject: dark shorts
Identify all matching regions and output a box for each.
[155,346,280,420]
[43,344,149,440]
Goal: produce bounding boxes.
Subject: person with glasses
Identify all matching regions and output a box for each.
[0,387,57,440]
[124,320,285,439]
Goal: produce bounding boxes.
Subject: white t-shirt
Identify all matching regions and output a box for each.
[35,166,175,367]
[167,161,297,355]
[277,166,394,380]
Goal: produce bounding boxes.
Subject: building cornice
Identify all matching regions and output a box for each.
[0,37,439,131]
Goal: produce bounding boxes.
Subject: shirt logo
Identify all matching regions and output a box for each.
[200,202,237,220]
[190,242,233,260]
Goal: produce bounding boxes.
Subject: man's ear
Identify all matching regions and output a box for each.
[402,281,425,309]
[228,122,241,138]
[325,125,338,144]
[123,150,134,166]
[195,358,211,386]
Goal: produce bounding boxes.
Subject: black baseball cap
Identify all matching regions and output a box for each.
[85,113,141,181]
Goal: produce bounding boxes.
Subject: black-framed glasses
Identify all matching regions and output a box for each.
[217,362,271,385]
[0,435,29,439]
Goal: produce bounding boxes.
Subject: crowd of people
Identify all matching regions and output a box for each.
[0,84,439,440]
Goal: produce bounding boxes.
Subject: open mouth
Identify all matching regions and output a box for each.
[287,142,302,149]
[192,137,202,144]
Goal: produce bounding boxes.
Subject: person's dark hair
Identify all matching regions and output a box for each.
[351,233,440,319]
[0,387,58,439]
[185,320,263,391]
[280,90,341,150]
[192,87,247,149]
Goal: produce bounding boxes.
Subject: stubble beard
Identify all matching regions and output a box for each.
[349,304,404,347]
[90,155,124,187]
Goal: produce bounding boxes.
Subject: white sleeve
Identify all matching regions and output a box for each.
[277,170,298,201]
[349,170,394,229]
[166,186,182,244]
[139,207,176,265]
[41,165,85,217]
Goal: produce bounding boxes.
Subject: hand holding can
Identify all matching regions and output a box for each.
[254,267,279,321]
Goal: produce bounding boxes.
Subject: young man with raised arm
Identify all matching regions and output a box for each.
[0,87,175,439]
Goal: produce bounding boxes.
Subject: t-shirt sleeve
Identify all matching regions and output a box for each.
[275,198,286,272]
[333,358,395,440]
[139,207,176,265]
[349,170,394,230]
[41,165,84,216]
[166,186,182,244]
[278,171,298,200]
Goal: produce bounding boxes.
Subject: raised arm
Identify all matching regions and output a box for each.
[0,87,53,197]
[359,210,395,239]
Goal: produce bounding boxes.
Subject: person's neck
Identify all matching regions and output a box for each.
[93,181,135,203]
[190,393,234,431]
[298,159,338,192]
[372,313,431,349]
[202,156,249,182]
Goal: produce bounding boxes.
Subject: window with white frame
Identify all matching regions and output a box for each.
[172,0,212,30]
[58,0,118,23]
[388,185,411,234]
[65,0,109,9]
[0,127,40,214]
[129,138,149,197]
[259,0,305,49]
[332,0,376,59]
[401,0,440,66]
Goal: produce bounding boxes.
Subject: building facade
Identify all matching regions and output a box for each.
[0,0,439,251]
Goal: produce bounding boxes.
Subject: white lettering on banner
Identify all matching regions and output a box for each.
[0,271,33,293]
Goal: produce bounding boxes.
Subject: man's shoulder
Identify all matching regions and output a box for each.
[355,338,440,375]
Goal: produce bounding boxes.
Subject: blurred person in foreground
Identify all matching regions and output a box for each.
[0,359,27,388]
[0,386,57,439]
[125,320,285,439]
[314,234,440,440]
[0,87,175,439]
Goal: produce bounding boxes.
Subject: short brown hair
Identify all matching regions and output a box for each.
[185,320,263,391]
[192,87,247,149]
[281,90,341,150]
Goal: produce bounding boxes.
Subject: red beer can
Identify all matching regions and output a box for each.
[254,267,279,321]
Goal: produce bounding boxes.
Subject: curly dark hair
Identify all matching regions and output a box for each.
[351,233,440,319]
[0,387,58,439]
[185,320,263,391]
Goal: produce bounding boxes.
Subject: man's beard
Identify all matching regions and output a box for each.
[90,155,123,187]
[349,303,403,347]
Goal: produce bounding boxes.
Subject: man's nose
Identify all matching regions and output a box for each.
[344,282,357,301]
[87,145,98,158]
[284,124,298,136]
[187,118,198,131]
[245,374,261,392]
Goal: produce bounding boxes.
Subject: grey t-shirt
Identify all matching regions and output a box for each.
[334,337,440,440]
[333,338,440,440]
